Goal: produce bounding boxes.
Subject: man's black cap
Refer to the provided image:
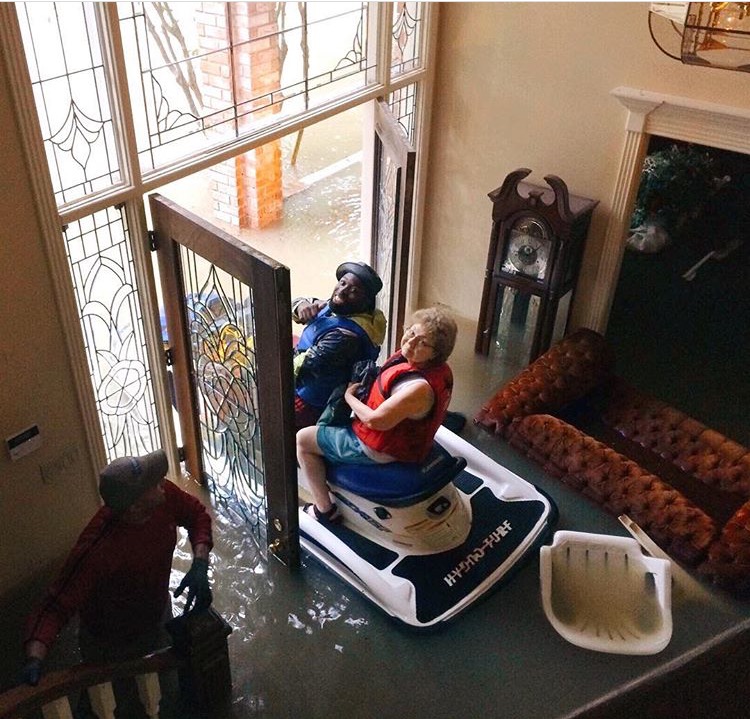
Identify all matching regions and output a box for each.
[336,261,383,300]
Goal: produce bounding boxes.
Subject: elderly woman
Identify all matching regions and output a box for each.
[297,306,458,523]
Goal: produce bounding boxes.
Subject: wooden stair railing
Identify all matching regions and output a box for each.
[0,648,180,719]
[0,608,233,719]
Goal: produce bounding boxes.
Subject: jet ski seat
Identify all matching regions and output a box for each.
[327,444,468,507]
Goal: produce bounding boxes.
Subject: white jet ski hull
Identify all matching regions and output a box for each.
[299,426,557,629]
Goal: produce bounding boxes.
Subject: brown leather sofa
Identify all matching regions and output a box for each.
[475,328,750,596]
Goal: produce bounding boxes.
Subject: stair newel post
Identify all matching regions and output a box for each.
[166,608,233,715]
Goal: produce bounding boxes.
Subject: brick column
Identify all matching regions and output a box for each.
[197,3,283,229]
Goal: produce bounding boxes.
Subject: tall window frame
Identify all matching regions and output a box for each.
[0,2,439,477]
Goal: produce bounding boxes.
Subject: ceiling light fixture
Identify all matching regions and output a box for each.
[649,2,750,72]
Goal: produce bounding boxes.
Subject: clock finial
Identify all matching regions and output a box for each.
[543,174,574,221]
[488,168,531,205]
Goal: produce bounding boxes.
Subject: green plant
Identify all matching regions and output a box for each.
[630,144,718,235]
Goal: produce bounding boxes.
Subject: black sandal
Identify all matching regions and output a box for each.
[304,502,342,525]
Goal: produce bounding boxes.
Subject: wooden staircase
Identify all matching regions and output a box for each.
[0,609,232,719]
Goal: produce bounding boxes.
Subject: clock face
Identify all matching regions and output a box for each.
[501,215,551,280]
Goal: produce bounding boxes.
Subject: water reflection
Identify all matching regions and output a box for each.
[168,493,378,716]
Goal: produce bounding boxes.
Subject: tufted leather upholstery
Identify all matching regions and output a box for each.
[507,414,716,565]
[700,501,750,593]
[603,378,750,498]
[476,329,750,594]
[474,328,615,434]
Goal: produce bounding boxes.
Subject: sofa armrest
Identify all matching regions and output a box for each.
[475,328,615,435]
[700,501,750,594]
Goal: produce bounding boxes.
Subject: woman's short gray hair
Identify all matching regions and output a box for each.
[407,306,457,366]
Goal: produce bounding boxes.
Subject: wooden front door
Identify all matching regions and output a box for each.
[150,194,298,567]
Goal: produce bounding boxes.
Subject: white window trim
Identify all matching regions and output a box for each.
[0,3,108,475]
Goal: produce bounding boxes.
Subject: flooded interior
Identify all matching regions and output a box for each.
[4,322,750,718]
[5,100,750,718]
[164,333,552,718]
[0,326,550,718]
[176,324,529,717]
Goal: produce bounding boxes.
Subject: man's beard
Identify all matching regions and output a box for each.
[330,294,369,316]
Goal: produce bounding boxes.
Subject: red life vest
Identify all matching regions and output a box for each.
[352,352,453,463]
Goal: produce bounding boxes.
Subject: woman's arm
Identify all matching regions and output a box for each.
[345,380,433,431]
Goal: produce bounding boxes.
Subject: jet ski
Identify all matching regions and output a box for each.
[298,425,557,629]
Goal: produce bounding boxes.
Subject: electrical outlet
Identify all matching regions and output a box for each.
[39,445,81,484]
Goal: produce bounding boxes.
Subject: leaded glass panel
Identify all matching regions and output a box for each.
[388,82,418,145]
[17,2,122,206]
[63,207,160,460]
[374,151,397,346]
[117,2,373,172]
[180,252,266,544]
[391,1,422,76]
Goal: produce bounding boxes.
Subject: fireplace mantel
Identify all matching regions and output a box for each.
[584,86,750,332]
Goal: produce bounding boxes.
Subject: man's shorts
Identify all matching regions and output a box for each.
[316,425,379,465]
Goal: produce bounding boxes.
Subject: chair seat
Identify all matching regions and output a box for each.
[327,444,467,507]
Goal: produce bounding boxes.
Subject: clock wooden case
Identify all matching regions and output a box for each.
[475,169,598,363]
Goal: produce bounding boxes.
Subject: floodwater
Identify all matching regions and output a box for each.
[0,104,584,716]
[155,104,366,303]
[170,489,377,717]
[161,327,530,719]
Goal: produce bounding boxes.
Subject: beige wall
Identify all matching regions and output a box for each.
[0,50,99,601]
[420,2,750,325]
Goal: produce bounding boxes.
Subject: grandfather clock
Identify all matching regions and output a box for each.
[475,169,597,364]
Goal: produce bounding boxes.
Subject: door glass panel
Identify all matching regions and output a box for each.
[391,1,423,76]
[16,2,122,207]
[388,82,418,145]
[117,1,374,172]
[373,151,398,349]
[151,193,297,563]
[64,206,161,459]
[179,253,267,542]
[372,100,416,352]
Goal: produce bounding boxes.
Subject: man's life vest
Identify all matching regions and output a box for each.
[352,352,453,463]
[295,305,380,407]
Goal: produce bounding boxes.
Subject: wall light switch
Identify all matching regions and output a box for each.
[7,424,41,461]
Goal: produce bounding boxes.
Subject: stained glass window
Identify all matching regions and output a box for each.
[118,2,374,172]
[64,206,161,460]
[17,2,121,206]
[391,1,422,76]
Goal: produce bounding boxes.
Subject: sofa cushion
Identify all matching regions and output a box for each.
[603,379,750,498]
[507,414,717,566]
